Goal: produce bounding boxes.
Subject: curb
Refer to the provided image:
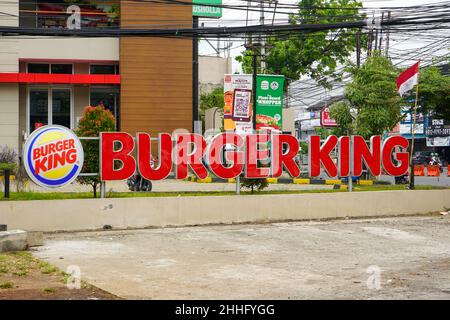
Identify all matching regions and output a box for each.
[186,176,381,186]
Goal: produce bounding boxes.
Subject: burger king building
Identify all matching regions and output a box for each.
[0,0,193,154]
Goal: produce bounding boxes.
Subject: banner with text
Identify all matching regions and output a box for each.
[256,75,285,132]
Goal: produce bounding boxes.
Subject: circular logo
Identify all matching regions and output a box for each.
[270,81,279,90]
[23,125,84,188]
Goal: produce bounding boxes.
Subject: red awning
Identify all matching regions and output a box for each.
[0,73,120,84]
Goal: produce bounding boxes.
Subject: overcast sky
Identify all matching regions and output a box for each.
[198,0,449,72]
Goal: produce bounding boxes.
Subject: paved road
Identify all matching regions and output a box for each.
[34,215,450,299]
[379,175,450,187]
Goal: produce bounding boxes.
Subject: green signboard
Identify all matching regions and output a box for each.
[255,75,285,131]
[193,0,222,18]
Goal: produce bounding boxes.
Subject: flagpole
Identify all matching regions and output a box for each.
[409,69,420,190]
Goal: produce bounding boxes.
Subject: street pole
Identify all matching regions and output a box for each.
[252,53,258,131]
[384,11,391,57]
[259,0,266,73]
[356,30,361,68]
[192,16,199,132]
[409,77,420,190]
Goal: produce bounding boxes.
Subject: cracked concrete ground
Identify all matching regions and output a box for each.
[34,215,450,299]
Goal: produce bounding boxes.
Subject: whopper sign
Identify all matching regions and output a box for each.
[23,126,411,187]
[256,75,285,131]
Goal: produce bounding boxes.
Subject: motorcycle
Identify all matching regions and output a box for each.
[429,153,443,172]
[127,173,152,192]
[127,156,154,192]
[394,174,408,185]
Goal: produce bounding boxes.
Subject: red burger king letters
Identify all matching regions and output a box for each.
[100,132,410,181]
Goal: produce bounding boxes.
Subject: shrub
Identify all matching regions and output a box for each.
[75,106,116,198]
[0,145,18,172]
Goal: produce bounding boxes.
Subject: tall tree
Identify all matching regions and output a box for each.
[236,0,365,87]
[329,54,403,138]
[416,66,450,121]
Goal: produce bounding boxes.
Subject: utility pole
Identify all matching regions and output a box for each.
[260,0,265,73]
[378,11,384,52]
[356,30,361,67]
[385,11,391,57]
[252,53,258,130]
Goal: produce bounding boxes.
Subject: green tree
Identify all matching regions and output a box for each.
[416,66,450,121]
[328,101,353,135]
[236,0,365,87]
[199,87,224,129]
[75,105,116,198]
[329,54,403,138]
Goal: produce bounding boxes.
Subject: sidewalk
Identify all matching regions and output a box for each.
[34,215,450,299]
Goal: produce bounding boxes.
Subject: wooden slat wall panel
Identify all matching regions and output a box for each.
[120,1,192,137]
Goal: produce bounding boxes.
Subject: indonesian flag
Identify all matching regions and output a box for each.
[396,61,420,97]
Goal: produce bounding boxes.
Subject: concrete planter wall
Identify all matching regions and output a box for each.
[0,190,449,232]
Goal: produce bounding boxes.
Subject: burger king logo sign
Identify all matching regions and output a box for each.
[23,125,84,188]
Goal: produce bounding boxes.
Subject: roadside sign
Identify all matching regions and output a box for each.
[256,75,285,131]
[320,107,338,127]
[193,0,222,18]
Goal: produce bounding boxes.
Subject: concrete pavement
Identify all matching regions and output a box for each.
[34,215,450,299]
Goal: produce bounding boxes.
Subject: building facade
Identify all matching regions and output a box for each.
[0,0,193,154]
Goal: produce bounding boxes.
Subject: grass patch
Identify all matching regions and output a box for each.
[0,282,13,289]
[0,184,447,201]
[39,262,58,274]
[42,287,56,293]
[0,252,62,279]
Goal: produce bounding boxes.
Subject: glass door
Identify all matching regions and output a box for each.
[29,89,49,131]
[28,87,72,133]
[51,89,71,128]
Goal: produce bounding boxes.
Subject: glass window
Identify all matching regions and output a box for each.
[52,89,71,128]
[90,65,118,75]
[19,0,120,29]
[29,88,72,132]
[90,87,120,128]
[51,64,73,74]
[28,63,50,74]
[29,89,49,131]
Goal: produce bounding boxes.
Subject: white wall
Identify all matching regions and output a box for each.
[0,190,449,232]
[0,0,19,152]
[18,38,119,61]
[199,55,232,93]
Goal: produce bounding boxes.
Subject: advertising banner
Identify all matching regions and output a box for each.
[426,117,450,147]
[255,75,285,131]
[426,117,450,137]
[193,0,222,18]
[223,74,253,133]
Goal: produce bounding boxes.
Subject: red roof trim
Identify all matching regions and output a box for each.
[0,73,120,84]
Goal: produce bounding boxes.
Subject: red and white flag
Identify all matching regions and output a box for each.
[396,61,420,97]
